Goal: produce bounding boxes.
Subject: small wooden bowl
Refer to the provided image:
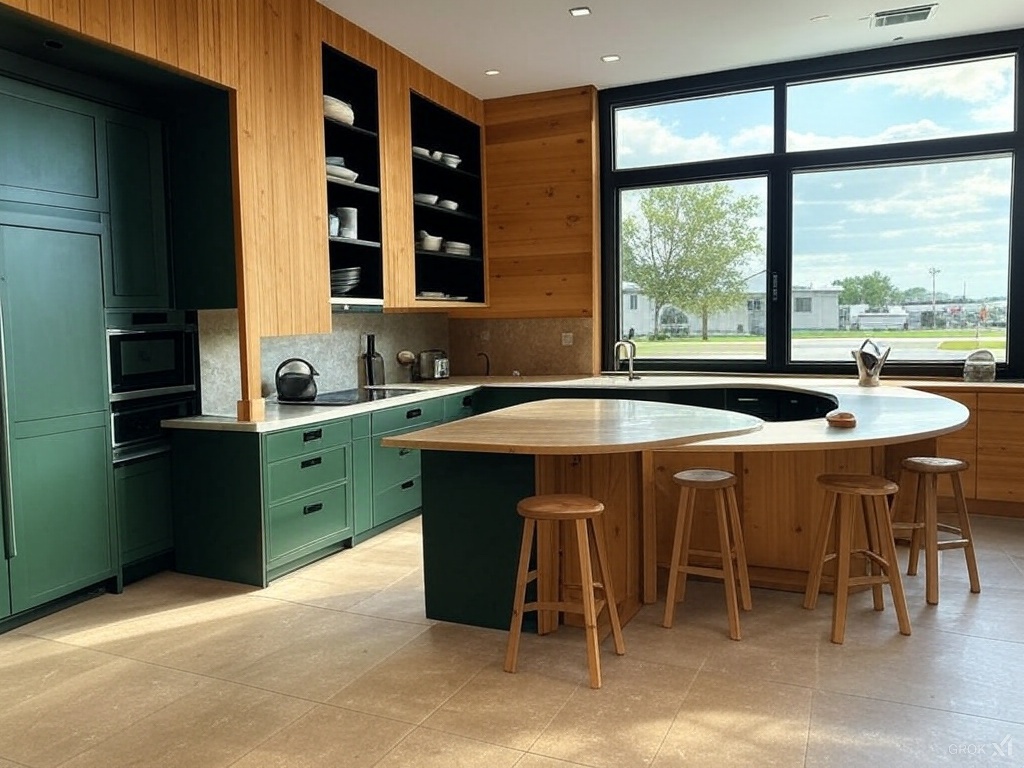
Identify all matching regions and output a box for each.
[826,410,857,429]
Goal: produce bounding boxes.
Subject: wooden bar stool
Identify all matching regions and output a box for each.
[662,469,752,641]
[504,494,625,689]
[894,457,981,605]
[803,474,912,644]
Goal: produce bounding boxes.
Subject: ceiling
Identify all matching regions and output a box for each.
[319,0,1024,99]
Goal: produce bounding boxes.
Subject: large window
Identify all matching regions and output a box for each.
[601,34,1023,377]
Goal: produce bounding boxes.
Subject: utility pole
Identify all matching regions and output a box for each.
[928,267,941,329]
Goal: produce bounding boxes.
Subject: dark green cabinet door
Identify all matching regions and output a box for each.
[105,115,170,309]
[0,77,106,212]
[115,452,173,564]
[0,560,9,619]
[0,220,108,422]
[9,418,114,613]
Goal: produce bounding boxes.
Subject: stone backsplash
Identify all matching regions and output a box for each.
[447,317,596,376]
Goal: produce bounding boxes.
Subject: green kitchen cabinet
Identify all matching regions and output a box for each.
[115,451,173,565]
[0,546,9,618]
[0,209,116,615]
[104,113,170,309]
[443,392,475,421]
[172,418,354,587]
[0,75,107,212]
[351,415,373,538]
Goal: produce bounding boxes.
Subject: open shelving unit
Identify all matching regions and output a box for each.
[322,44,384,311]
[410,91,486,305]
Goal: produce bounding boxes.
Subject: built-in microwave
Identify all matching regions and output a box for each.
[106,310,198,402]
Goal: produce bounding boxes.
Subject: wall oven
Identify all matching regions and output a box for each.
[111,394,197,464]
[107,310,197,402]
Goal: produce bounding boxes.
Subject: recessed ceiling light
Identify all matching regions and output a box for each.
[809,14,831,22]
[484,69,501,76]
[601,54,621,63]
[569,6,592,16]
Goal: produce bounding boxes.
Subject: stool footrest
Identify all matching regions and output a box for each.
[523,599,607,616]
[936,538,971,550]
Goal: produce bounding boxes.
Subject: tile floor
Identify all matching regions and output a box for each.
[3,514,1024,767]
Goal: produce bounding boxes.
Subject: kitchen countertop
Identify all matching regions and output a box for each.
[161,372,1007,434]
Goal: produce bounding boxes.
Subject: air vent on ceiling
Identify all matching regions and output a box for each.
[870,3,937,28]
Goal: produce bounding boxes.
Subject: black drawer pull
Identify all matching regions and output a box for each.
[300,457,322,469]
[406,408,422,419]
[303,428,323,442]
[401,480,415,490]
[303,502,324,515]
[399,448,412,456]
[462,396,472,407]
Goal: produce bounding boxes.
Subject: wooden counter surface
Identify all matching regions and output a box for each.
[381,398,763,455]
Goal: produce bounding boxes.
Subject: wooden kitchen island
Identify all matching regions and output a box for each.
[382,380,969,631]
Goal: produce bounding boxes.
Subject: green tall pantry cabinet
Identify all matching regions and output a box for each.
[0,209,116,615]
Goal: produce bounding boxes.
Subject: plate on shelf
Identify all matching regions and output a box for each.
[412,146,430,157]
[327,164,358,182]
[323,95,354,125]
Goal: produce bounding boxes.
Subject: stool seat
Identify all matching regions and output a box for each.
[817,474,898,496]
[505,494,625,689]
[674,468,737,489]
[901,456,969,474]
[663,468,751,640]
[517,494,604,520]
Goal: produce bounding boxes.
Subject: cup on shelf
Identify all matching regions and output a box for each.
[417,230,442,251]
[430,150,443,161]
[336,207,358,239]
[328,213,340,237]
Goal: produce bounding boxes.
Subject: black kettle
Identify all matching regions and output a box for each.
[275,358,319,402]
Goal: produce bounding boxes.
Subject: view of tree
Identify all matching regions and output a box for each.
[621,183,763,340]
[898,286,930,304]
[831,271,899,310]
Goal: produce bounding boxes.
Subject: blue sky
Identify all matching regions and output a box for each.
[615,55,1015,299]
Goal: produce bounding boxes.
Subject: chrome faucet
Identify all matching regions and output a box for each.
[612,339,639,381]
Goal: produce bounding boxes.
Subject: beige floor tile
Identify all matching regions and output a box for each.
[61,678,313,768]
[423,665,579,750]
[529,658,696,768]
[0,650,202,767]
[0,635,112,707]
[345,569,434,624]
[805,690,1024,767]
[652,671,811,767]
[374,726,523,768]
[282,552,414,591]
[904,584,1024,642]
[344,536,424,569]
[515,756,595,768]
[329,628,492,723]
[231,705,413,767]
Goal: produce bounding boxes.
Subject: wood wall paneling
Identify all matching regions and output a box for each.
[977,392,1024,502]
[49,0,79,30]
[107,0,134,51]
[174,0,200,75]
[80,0,108,41]
[130,0,157,59]
[379,46,415,309]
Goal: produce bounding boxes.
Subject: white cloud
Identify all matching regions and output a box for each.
[848,57,1014,105]
[970,92,1015,128]
[788,119,949,151]
[615,113,723,166]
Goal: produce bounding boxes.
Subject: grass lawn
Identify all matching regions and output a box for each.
[937,339,1006,351]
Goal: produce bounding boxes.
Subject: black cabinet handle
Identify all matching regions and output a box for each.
[300,457,322,469]
[461,396,472,407]
[303,502,324,515]
[399,448,412,456]
[401,480,415,490]
[303,429,323,442]
[406,408,422,419]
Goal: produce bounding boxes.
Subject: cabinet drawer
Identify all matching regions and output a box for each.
[978,393,1024,413]
[372,441,420,494]
[371,399,443,436]
[267,445,348,504]
[267,484,349,563]
[444,392,475,422]
[373,476,421,528]
[264,420,351,463]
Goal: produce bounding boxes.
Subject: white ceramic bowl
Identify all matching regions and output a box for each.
[430,150,443,161]
[326,164,358,182]
[323,95,354,125]
[418,234,443,251]
[413,193,439,205]
[412,146,430,157]
[441,153,462,168]
[436,199,459,211]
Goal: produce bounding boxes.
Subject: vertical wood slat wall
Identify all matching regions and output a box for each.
[0,0,484,419]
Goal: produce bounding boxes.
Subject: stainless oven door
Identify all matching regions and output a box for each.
[108,326,197,402]
[111,395,196,462]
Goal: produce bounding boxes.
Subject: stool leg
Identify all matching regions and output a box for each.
[504,518,536,674]
[715,489,742,641]
[575,518,603,689]
[862,495,885,611]
[907,473,924,577]
[663,486,694,628]
[726,486,752,611]
[874,495,911,636]
[951,472,981,594]
[923,474,940,605]
[803,490,836,610]
[591,515,625,655]
[831,494,855,644]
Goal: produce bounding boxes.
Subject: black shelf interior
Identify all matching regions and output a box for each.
[412,152,480,179]
[413,201,480,221]
[323,43,383,302]
[416,248,482,262]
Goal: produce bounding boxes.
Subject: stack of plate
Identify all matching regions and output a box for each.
[326,157,358,183]
[330,266,361,296]
[444,241,472,256]
[323,95,354,125]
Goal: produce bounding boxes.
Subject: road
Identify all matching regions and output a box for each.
[635,336,1006,362]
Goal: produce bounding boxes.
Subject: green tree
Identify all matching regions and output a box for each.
[899,286,930,304]
[622,184,763,340]
[832,271,898,311]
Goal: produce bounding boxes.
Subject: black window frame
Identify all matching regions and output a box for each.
[600,29,1024,379]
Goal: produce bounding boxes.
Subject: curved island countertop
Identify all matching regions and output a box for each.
[381,398,764,455]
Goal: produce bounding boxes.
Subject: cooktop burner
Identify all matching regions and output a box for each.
[278,388,421,407]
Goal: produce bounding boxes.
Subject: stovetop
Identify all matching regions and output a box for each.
[278,388,420,407]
